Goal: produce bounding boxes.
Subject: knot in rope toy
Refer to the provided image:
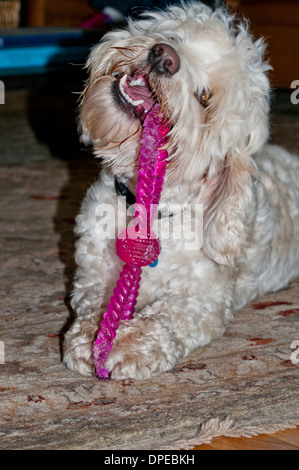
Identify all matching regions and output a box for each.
[93,104,169,380]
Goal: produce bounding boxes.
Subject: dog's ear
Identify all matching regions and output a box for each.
[201,28,271,266]
[78,38,116,145]
[78,29,132,146]
[202,150,254,266]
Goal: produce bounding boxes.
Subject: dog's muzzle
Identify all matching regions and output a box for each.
[148,43,180,76]
[112,43,179,122]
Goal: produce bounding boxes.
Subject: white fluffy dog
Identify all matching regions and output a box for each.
[63,1,299,380]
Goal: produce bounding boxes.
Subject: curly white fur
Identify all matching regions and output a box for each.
[63,1,299,380]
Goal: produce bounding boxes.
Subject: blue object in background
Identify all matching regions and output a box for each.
[0,44,89,70]
[0,28,103,75]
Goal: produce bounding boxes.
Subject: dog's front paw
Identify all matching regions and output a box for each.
[105,318,179,380]
[64,338,95,376]
[63,324,97,377]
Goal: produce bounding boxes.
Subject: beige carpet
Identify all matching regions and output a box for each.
[0,85,299,450]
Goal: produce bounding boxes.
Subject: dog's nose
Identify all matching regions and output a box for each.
[148,43,180,75]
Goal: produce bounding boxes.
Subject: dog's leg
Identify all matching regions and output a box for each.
[63,176,123,376]
[105,290,233,380]
[63,242,122,376]
[63,277,108,377]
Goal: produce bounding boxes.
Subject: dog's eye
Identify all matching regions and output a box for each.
[167,35,182,43]
[199,89,210,107]
[195,88,210,108]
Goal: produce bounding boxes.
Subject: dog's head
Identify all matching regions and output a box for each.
[80,1,271,265]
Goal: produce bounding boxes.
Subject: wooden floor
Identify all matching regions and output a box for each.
[194,427,299,450]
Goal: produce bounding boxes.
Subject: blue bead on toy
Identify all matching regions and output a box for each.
[149,258,159,268]
[149,247,161,267]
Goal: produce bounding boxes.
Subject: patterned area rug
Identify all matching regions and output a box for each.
[0,86,299,450]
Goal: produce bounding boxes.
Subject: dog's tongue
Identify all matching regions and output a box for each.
[124,73,155,114]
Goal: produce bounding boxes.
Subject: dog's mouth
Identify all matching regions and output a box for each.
[113,72,155,122]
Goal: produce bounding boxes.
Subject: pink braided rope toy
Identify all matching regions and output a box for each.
[93,104,169,380]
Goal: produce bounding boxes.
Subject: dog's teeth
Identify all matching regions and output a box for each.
[120,74,128,86]
[118,73,144,107]
[132,99,144,106]
[130,78,145,87]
